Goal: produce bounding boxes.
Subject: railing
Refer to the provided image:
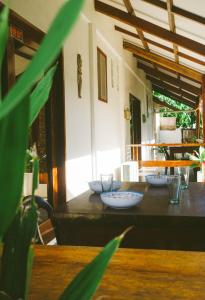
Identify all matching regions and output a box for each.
[125,143,205,168]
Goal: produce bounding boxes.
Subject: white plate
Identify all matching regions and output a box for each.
[88,181,122,194]
[146,175,167,187]
[100,191,143,209]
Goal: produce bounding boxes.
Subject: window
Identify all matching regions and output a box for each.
[97,47,108,102]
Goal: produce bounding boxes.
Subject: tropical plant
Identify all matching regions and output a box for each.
[153,91,196,129]
[187,146,205,164]
[0,2,125,299]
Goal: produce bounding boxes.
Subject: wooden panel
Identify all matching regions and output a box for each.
[138,160,200,168]
[123,41,202,83]
[127,143,205,147]
[149,77,198,102]
[30,245,205,300]
[138,62,201,95]
[152,85,197,108]
[202,75,205,143]
[142,0,205,26]
[95,0,205,57]
[115,25,205,67]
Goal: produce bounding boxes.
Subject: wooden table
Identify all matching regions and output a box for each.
[55,182,205,251]
[30,245,205,300]
[169,146,198,174]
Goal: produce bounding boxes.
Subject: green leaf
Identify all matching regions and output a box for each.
[29,65,56,126]
[0,0,84,120]
[0,97,29,239]
[0,203,38,299]
[0,6,9,100]
[60,228,132,300]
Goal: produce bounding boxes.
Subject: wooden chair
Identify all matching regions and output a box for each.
[23,195,57,245]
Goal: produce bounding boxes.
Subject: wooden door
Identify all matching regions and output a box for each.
[130,94,141,160]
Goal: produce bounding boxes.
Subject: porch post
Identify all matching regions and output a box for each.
[202,75,205,142]
[196,108,200,139]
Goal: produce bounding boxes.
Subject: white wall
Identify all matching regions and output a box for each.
[5,0,154,200]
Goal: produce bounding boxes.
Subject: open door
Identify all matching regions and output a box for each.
[130,94,141,160]
[1,6,66,210]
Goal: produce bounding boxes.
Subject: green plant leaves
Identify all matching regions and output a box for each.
[0,96,29,239]
[0,6,9,100]
[0,203,37,299]
[29,65,56,126]
[0,0,84,121]
[60,228,131,300]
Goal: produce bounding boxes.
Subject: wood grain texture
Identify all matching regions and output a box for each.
[55,183,205,250]
[123,41,202,82]
[30,245,205,300]
[138,62,201,95]
[142,0,205,26]
[95,0,205,57]
[115,25,205,67]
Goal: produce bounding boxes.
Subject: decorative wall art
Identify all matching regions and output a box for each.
[97,47,108,102]
[77,53,82,98]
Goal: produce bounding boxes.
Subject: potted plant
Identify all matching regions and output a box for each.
[187,146,205,182]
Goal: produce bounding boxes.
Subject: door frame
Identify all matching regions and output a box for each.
[129,93,142,160]
[1,3,66,211]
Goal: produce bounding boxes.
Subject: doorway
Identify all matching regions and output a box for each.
[129,94,141,160]
[1,5,66,210]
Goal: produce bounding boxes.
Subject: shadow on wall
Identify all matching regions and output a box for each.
[66,147,121,201]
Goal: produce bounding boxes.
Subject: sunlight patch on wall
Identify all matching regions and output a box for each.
[66,155,92,201]
[96,148,121,180]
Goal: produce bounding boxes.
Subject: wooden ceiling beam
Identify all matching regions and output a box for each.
[142,0,205,26]
[153,96,178,111]
[123,41,202,82]
[166,0,179,63]
[115,26,205,66]
[123,1,150,50]
[153,85,197,108]
[95,0,205,57]
[148,76,199,102]
[138,62,201,95]
[135,54,200,84]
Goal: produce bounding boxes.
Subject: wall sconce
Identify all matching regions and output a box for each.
[124,106,131,120]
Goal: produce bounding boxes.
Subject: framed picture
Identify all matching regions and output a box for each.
[97,47,108,102]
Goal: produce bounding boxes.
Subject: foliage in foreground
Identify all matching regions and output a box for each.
[0,2,124,299]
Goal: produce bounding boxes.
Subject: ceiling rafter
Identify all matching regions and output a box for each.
[115,26,205,67]
[123,41,202,82]
[123,1,149,50]
[116,26,205,68]
[135,55,201,84]
[153,85,197,108]
[94,0,205,57]
[153,96,178,111]
[166,0,178,63]
[137,62,201,95]
[142,0,205,26]
[147,76,199,102]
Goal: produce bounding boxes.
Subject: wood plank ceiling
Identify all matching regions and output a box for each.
[94,0,205,109]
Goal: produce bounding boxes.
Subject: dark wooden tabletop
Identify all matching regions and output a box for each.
[54,182,205,250]
[56,182,205,218]
[30,245,205,300]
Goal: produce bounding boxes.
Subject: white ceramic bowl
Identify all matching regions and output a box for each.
[145,174,167,187]
[100,191,143,209]
[88,181,122,194]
